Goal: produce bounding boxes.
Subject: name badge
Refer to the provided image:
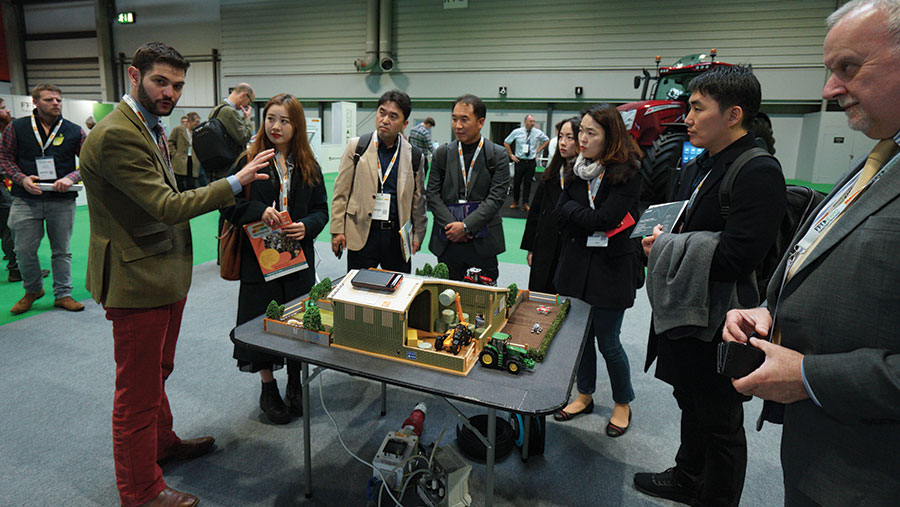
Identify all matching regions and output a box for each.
[373,192,391,221]
[36,157,57,180]
[586,232,609,248]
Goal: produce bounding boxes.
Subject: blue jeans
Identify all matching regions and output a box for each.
[8,197,75,297]
[576,307,635,404]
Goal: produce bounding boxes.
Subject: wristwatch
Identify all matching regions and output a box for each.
[462,222,471,235]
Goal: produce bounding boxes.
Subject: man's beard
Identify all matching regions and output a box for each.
[137,81,175,117]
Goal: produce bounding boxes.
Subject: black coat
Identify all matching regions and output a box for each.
[521,171,565,293]
[220,154,329,306]
[552,162,641,309]
[647,133,787,385]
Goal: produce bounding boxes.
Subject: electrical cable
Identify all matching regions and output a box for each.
[317,371,403,506]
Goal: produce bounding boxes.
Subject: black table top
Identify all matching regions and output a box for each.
[231,298,591,415]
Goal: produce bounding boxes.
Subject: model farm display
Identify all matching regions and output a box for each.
[262,267,570,376]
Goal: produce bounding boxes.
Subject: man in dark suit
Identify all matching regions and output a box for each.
[724,2,900,505]
[635,66,786,506]
[80,42,272,507]
[426,94,510,281]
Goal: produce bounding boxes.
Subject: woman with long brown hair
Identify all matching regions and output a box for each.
[551,103,641,438]
[221,93,328,424]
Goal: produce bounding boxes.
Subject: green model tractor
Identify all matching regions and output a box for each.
[479,332,535,375]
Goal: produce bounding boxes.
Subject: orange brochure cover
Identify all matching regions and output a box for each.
[243,210,308,282]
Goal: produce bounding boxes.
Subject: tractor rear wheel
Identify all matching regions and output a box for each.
[480,349,498,367]
[640,131,689,207]
[450,341,460,355]
[434,337,445,351]
[505,356,523,375]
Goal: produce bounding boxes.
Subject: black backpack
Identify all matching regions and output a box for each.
[719,147,825,300]
[192,104,243,174]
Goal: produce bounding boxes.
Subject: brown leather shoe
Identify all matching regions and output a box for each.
[54,296,85,312]
[10,289,45,315]
[158,436,215,464]
[522,203,531,212]
[141,487,198,507]
[509,201,518,209]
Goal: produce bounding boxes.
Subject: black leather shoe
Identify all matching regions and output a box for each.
[606,409,632,438]
[633,467,697,505]
[260,379,291,424]
[553,400,594,422]
[285,378,303,417]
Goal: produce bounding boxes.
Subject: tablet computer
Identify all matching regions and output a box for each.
[350,269,403,292]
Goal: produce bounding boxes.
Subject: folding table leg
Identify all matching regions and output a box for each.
[380,381,387,416]
[302,362,312,498]
[486,407,496,507]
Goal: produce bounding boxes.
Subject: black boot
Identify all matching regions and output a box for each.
[286,376,303,417]
[259,379,291,424]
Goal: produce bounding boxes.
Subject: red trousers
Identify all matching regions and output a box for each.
[106,298,186,506]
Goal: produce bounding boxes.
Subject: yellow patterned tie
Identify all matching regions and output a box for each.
[788,138,899,278]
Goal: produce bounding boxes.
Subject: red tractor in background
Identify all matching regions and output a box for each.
[617,50,775,207]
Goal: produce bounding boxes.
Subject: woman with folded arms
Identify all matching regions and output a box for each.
[551,104,641,438]
[221,94,328,424]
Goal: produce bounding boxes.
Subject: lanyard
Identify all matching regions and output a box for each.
[374,136,401,192]
[684,169,712,214]
[586,171,605,210]
[30,115,63,156]
[794,164,888,252]
[769,158,894,340]
[274,153,291,213]
[122,94,164,152]
[458,137,484,199]
[523,129,531,156]
[123,94,176,183]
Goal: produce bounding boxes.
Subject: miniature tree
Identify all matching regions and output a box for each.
[506,283,518,309]
[303,305,324,331]
[422,263,433,277]
[432,262,450,279]
[307,277,333,307]
[265,300,285,320]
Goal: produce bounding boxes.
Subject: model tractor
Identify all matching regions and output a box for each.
[463,267,496,286]
[479,333,535,375]
[434,290,473,355]
[435,322,473,355]
[618,49,775,207]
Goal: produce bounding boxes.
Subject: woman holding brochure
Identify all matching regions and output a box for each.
[551,104,641,438]
[221,93,328,425]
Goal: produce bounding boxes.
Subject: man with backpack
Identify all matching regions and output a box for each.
[635,65,786,507]
[330,89,426,274]
[198,83,255,181]
[426,94,510,282]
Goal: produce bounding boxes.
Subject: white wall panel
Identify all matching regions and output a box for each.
[23,1,95,33]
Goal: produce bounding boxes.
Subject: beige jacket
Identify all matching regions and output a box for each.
[330,134,426,251]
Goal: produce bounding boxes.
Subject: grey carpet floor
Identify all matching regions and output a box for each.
[0,246,783,506]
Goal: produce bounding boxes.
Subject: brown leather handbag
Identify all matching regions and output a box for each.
[218,184,251,280]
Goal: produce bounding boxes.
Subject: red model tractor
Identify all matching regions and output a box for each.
[617,50,774,206]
